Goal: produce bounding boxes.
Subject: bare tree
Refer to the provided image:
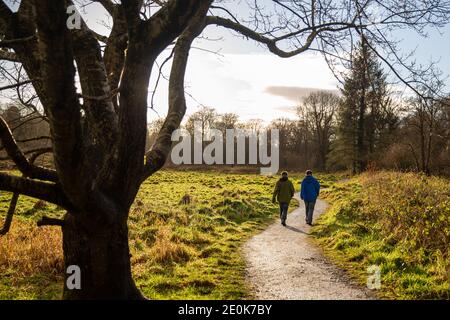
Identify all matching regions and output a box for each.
[185,105,217,137]
[0,0,449,299]
[215,112,239,133]
[239,118,264,133]
[146,118,165,151]
[269,118,303,169]
[403,94,449,175]
[297,91,339,171]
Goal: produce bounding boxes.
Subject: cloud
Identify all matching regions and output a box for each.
[264,86,339,103]
[148,51,340,123]
[274,105,297,114]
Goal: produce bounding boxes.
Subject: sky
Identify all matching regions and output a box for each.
[151,21,450,124]
[4,0,450,124]
[143,1,450,124]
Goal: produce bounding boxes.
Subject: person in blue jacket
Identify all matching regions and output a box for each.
[300,170,320,225]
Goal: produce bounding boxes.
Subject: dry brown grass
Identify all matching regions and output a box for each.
[149,226,194,265]
[316,171,450,298]
[0,219,63,277]
[359,171,450,258]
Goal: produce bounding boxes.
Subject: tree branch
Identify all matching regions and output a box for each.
[143,2,211,180]
[109,0,212,204]
[15,135,52,144]
[28,148,52,163]
[103,6,128,112]
[0,149,50,236]
[205,16,318,58]
[0,35,35,48]
[0,79,35,92]
[37,216,64,227]
[70,11,119,156]
[0,192,18,236]
[0,172,70,208]
[34,0,86,203]
[91,30,109,44]
[0,147,53,161]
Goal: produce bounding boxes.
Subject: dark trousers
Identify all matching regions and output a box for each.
[304,200,316,224]
[279,202,288,223]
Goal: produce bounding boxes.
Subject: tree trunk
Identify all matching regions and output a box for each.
[356,90,367,173]
[419,116,427,174]
[62,211,144,300]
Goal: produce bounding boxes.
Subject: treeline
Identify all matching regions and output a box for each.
[2,40,447,176]
[148,40,449,176]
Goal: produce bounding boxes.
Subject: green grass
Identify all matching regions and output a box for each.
[129,171,281,299]
[9,169,445,300]
[0,170,339,300]
[312,171,450,299]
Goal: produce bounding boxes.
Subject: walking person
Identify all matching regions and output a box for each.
[300,170,320,226]
[272,171,295,226]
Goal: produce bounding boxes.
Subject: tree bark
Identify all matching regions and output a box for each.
[62,211,144,300]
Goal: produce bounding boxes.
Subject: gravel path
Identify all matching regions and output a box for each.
[243,196,374,300]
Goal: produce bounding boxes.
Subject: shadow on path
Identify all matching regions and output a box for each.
[285,225,307,235]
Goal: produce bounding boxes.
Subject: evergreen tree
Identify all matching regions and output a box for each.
[328,36,398,173]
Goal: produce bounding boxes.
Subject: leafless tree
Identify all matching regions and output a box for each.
[269,117,304,169]
[403,94,449,175]
[146,117,164,151]
[239,118,264,133]
[297,91,340,171]
[185,105,217,137]
[215,112,239,133]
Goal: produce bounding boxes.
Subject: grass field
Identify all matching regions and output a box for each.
[312,171,450,299]
[1,170,447,299]
[1,170,340,299]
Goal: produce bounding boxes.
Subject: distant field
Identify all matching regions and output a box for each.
[312,171,450,299]
[0,170,339,299]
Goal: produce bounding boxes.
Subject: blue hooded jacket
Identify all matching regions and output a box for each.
[300,175,320,202]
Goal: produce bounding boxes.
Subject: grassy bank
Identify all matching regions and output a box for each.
[1,170,341,299]
[312,171,450,299]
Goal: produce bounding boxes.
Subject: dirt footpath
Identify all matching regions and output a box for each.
[243,196,374,299]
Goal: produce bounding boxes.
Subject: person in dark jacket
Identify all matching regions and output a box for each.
[300,170,320,225]
[272,171,295,226]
